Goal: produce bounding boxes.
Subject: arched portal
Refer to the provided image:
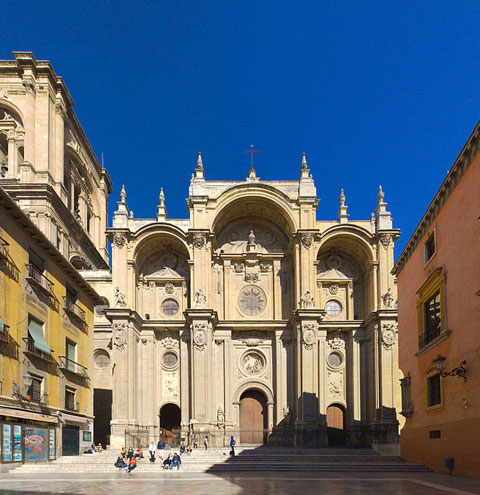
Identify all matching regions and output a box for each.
[239,390,267,444]
[159,403,181,445]
[326,403,346,446]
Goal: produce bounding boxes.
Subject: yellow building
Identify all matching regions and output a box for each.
[0,186,102,467]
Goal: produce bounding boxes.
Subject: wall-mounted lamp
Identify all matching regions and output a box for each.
[12,373,34,400]
[23,373,33,388]
[433,355,467,382]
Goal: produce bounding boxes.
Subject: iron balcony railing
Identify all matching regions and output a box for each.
[29,391,48,404]
[418,328,441,349]
[0,323,9,345]
[65,398,80,412]
[58,356,89,379]
[23,336,53,362]
[0,236,8,260]
[25,263,54,296]
[63,296,86,324]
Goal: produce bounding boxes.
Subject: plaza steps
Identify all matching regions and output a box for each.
[11,446,430,473]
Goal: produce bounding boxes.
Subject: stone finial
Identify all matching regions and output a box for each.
[370,212,376,234]
[375,185,392,230]
[194,152,205,180]
[337,188,349,223]
[120,184,127,203]
[301,153,308,170]
[157,187,167,221]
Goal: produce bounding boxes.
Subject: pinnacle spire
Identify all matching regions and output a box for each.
[159,187,165,206]
[337,188,349,223]
[375,185,392,230]
[120,184,127,203]
[301,153,307,170]
[377,185,385,204]
[194,152,205,179]
[157,187,167,221]
[196,152,203,170]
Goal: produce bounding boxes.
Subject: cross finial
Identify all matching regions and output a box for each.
[244,145,260,179]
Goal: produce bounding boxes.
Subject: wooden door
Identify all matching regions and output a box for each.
[326,404,346,446]
[240,390,266,444]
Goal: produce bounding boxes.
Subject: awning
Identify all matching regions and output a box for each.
[28,318,51,355]
[59,413,91,425]
[0,407,58,423]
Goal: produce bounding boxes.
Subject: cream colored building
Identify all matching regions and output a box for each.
[89,155,402,449]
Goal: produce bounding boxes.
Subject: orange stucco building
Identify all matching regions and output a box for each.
[393,122,480,479]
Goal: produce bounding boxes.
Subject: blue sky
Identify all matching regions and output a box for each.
[2,1,480,257]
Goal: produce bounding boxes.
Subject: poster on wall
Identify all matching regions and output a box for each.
[2,424,12,462]
[13,425,22,462]
[24,427,48,462]
[49,429,56,460]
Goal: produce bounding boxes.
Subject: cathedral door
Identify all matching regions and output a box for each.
[159,403,181,446]
[240,390,267,444]
[326,404,346,446]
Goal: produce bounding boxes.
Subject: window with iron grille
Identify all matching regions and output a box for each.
[27,376,42,402]
[427,373,441,407]
[424,290,441,344]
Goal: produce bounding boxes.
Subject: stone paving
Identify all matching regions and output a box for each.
[1,472,480,495]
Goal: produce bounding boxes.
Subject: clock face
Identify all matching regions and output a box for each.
[238,285,267,316]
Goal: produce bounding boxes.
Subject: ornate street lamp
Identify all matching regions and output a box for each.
[432,354,467,382]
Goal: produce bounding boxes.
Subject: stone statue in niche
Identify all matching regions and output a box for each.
[383,288,394,308]
[300,290,314,309]
[114,287,126,308]
[217,407,225,426]
[248,230,256,246]
[194,288,207,309]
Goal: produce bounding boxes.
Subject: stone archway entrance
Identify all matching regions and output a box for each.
[240,389,267,444]
[326,404,346,446]
[159,403,181,445]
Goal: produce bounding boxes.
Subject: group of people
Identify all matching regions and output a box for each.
[114,447,144,473]
[114,435,237,473]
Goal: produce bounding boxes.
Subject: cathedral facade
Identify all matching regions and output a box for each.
[90,154,402,449]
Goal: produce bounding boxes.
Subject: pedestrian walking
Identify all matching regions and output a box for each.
[204,436,208,450]
[229,436,236,456]
[193,434,198,449]
[148,441,156,463]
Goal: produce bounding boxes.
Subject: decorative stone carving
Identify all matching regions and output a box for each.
[383,288,394,308]
[192,323,208,351]
[317,254,359,281]
[300,290,314,309]
[194,288,207,309]
[165,282,175,294]
[329,283,339,295]
[244,273,259,283]
[233,262,245,273]
[380,233,391,249]
[259,263,270,272]
[163,371,178,398]
[160,331,179,350]
[112,322,128,351]
[113,233,126,248]
[328,336,345,350]
[217,407,225,426]
[238,285,267,316]
[381,322,397,349]
[242,351,265,375]
[328,371,344,398]
[301,322,317,350]
[193,233,206,249]
[248,230,256,247]
[301,233,314,249]
[114,287,126,308]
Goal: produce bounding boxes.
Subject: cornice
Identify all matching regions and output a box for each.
[393,120,480,275]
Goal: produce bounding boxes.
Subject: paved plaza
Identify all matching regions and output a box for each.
[1,471,480,495]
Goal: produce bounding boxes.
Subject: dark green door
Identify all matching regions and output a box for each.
[62,426,79,456]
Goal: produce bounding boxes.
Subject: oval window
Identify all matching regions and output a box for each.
[161,298,179,316]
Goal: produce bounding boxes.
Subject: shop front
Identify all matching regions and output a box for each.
[58,412,93,456]
[0,406,57,464]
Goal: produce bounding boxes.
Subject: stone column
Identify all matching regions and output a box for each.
[290,309,327,447]
[184,309,218,439]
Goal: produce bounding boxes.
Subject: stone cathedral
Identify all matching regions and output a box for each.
[89,154,401,449]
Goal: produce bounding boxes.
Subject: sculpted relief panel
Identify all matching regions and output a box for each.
[142,251,189,279]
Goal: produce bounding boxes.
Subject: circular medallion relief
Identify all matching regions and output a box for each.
[162,351,179,369]
[94,349,111,369]
[327,351,343,368]
[242,351,266,375]
[238,285,267,317]
[161,298,179,316]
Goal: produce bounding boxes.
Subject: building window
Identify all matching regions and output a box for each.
[87,210,92,234]
[429,430,441,439]
[427,373,442,408]
[27,375,43,402]
[66,339,76,371]
[65,387,76,411]
[424,229,436,265]
[417,268,446,351]
[325,300,342,318]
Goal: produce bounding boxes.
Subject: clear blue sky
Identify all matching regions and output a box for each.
[2,1,480,257]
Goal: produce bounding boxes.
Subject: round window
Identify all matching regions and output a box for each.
[94,349,111,369]
[162,351,178,368]
[328,352,343,368]
[161,298,179,316]
[325,300,342,317]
